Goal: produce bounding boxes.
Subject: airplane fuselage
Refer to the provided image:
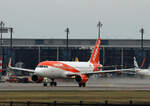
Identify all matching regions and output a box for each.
[137,69,150,76]
[35,61,99,79]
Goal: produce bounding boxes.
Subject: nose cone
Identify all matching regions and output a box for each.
[35,67,42,75]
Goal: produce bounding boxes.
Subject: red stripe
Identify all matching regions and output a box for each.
[38,61,80,73]
[0,57,2,60]
[0,69,2,72]
[89,38,101,64]
[0,63,2,66]
[141,58,146,68]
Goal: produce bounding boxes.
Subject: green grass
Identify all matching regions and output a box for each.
[0,90,150,104]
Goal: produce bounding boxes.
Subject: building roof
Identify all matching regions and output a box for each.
[2,38,150,48]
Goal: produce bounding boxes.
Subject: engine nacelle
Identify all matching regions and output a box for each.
[75,74,88,84]
[31,75,43,83]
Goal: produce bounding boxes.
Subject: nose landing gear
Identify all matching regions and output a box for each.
[43,78,57,87]
[43,77,48,87]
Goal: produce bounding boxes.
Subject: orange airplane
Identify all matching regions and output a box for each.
[9,37,120,87]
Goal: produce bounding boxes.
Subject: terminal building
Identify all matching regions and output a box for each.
[0,38,150,76]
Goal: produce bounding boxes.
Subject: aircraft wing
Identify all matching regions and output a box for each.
[117,68,139,72]
[102,65,123,68]
[81,70,121,75]
[67,69,121,76]
[8,58,35,73]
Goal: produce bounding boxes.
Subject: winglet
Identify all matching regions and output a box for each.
[7,57,35,73]
[8,57,12,68]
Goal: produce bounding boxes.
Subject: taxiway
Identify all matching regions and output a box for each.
[1,77,150,91]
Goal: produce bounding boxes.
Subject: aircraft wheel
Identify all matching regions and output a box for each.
[50,82,54,86]
[54,82,57,86]
[83,83,86,87]
[79,83,86,87]
[50,82,57,87]
[43,83,47,87]
[79,83,82,87]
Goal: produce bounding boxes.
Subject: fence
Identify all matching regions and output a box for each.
[0,100,148,106]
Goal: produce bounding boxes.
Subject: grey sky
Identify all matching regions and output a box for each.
[0,0,150,39]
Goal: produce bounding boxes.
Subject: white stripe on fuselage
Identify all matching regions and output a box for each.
[60,61,94,72]
[35,61,94,79]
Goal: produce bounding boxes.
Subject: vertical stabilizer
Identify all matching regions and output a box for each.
[89,38,101,64]
[141,58,146,68]
[134,57,139,69]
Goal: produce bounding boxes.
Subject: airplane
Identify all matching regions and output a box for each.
[75,57,79,62]
[132,57,150,76]
[121,57,150,77]
[8,37,121,87]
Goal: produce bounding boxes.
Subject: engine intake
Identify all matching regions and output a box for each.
[75,74,88,84]
[31,75,43,83]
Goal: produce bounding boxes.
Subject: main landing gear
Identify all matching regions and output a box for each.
[43,77,48,87]
[79,83,86,87]
[43,82,48,87]
[50,79,57,87]
[43,78,57,87]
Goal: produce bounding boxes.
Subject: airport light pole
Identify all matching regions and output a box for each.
[0,21,4,78]
[140,28,144,63]
[97,21,103,38]
[0,21,5,53]
[0,21,5,63]
[9,28,13,57]
[97,21,103,64]
[65,27,69,61]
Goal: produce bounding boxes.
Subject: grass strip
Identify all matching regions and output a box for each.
[0,90,150,104]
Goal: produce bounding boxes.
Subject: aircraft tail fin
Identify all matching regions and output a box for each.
[134,57,139,69]
[75,57,79,62]
[89,37,101,64]
[140,58,146,68]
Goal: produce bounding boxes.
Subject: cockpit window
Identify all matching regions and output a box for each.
[37,65,48,68]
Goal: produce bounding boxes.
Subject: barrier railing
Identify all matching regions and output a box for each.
[0,100,148,106]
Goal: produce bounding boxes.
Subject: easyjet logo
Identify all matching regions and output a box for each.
[53,64,63,67]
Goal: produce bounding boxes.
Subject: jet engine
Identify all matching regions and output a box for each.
[31,75,43,83]
[75,74,88,84]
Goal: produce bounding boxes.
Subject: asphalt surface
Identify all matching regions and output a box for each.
[1,77,150,91]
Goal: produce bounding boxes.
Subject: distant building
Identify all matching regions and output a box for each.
[0,38,150,76]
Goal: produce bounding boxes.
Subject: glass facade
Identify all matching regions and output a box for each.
[1,41,150,76]
[2,47,149,69]
[104,48,122,66]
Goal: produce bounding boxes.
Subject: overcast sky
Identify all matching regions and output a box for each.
[0,0,150,39]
